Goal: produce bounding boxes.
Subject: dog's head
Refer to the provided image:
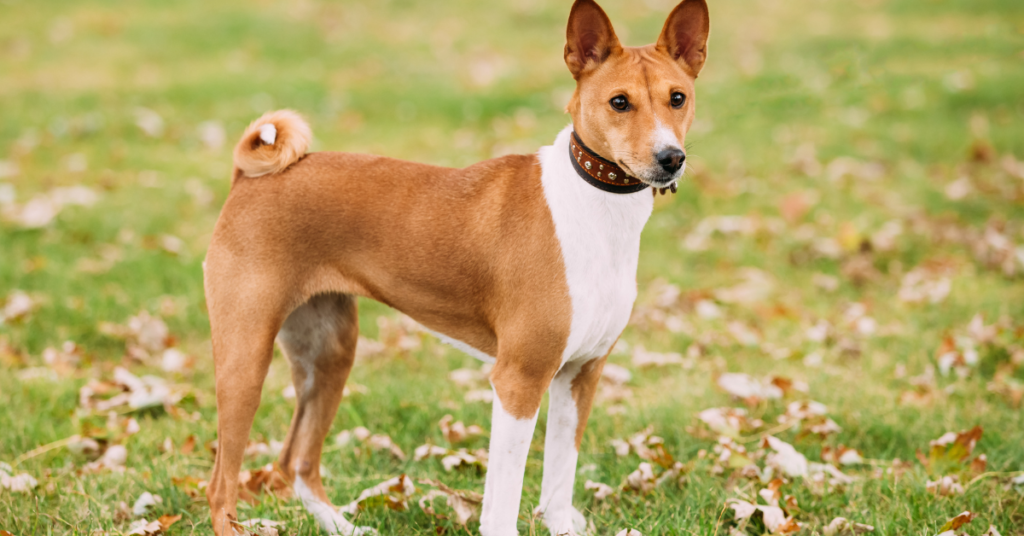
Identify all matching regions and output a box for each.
[564,0,709,187]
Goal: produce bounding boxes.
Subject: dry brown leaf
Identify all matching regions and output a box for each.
[157,514,182,531]
[417,478,482,527]
[937,511,977,533]
[609,427,675,467]
[917,425,983,472]
[727,498,800,535]
[339,474,416,514]
[697,407,763,438]
[439,414,484,444]
[238,463,291,503]
[126,520,162,536]
[236,518,283,536]
[821,445,864,466]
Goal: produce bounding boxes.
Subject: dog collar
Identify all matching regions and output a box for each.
[568,131,649,194]
[569,132,676,196]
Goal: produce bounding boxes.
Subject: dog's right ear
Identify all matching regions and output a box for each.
[564,0,622,79]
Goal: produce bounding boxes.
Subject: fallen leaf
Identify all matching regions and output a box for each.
[926,476,964,496]
[824,517,875,535]
[584,480,616,501]
[1,290,37,323]
[762,436,808,478]
[157,514,181,531]
[236,518,283,536]
[132,492,162,516]
[937,511,977,533]
[238,463,291,503]
[339,474,416,514]
[126,520,161,535]
[697,407,763,438]
[918,425,983,472]
[417,478,482,527]
[717,373,783,405]
[624,462,656,493]
[82,444,128,473]
[439,414,484,444]
[0,462,38,493]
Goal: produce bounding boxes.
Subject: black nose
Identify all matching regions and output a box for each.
[656,148,686,173]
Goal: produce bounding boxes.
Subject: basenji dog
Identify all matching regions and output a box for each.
[203,0,709,534]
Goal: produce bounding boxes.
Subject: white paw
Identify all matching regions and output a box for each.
[570,507,588,535]
[350,527,376,536]
[536,506,589,536]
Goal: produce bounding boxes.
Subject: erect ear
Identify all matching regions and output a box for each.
[564,0,622,80]
[656,0,710,76]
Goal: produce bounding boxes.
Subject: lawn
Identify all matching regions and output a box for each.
[1,0,1023,534]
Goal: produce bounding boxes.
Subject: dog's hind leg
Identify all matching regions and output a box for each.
[276,293,372,536]
[205,278,289,536]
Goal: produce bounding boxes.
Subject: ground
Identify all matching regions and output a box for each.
[1,0,1023,534]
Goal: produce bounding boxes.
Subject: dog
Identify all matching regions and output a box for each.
[203,0,709,534]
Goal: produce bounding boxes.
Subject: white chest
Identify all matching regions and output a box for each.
[539,126,654,364]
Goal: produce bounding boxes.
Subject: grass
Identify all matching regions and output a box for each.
[1,0,1023,534]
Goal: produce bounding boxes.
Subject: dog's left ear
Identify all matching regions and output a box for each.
[564,0,623,80]
[656,0,710,76]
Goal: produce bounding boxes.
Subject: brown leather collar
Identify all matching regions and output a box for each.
[569,132,676,196]
[569,131,647,194]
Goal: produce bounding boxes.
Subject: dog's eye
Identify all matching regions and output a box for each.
[671,92,686,109]
[609,95,630,111]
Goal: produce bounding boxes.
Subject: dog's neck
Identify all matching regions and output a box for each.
[567,131,649,195]
[540,125,655,236]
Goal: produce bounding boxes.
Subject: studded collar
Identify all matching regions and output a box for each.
[568,131,648,194]
[568,132,677,196]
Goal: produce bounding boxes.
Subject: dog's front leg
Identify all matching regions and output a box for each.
[480,354,559,536]
[536,357,605,536]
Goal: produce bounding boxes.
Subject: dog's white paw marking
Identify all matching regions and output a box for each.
[258,123,277,145]
[570,506,588,535]
[535,505,589,536]
[293,476,374,536]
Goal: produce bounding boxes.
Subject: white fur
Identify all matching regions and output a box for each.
[259,123,277,145]
[536,362,588,536]
[652,121,686,181]
[541,125,654,366]
[293,476,373,536]
[426,328,495,363]
[480,389,540,536]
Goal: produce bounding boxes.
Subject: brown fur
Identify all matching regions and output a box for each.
[571,356,607,449]
[205,147,571,532]
[232,110,312,179]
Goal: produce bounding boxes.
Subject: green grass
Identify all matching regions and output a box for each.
[2,0,1023,534]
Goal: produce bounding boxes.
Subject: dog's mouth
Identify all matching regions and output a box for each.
[614,160,684,189]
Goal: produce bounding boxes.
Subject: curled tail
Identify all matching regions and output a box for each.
[232,110,312,180]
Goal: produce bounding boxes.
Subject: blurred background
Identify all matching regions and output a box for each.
[1,0,1023,534]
